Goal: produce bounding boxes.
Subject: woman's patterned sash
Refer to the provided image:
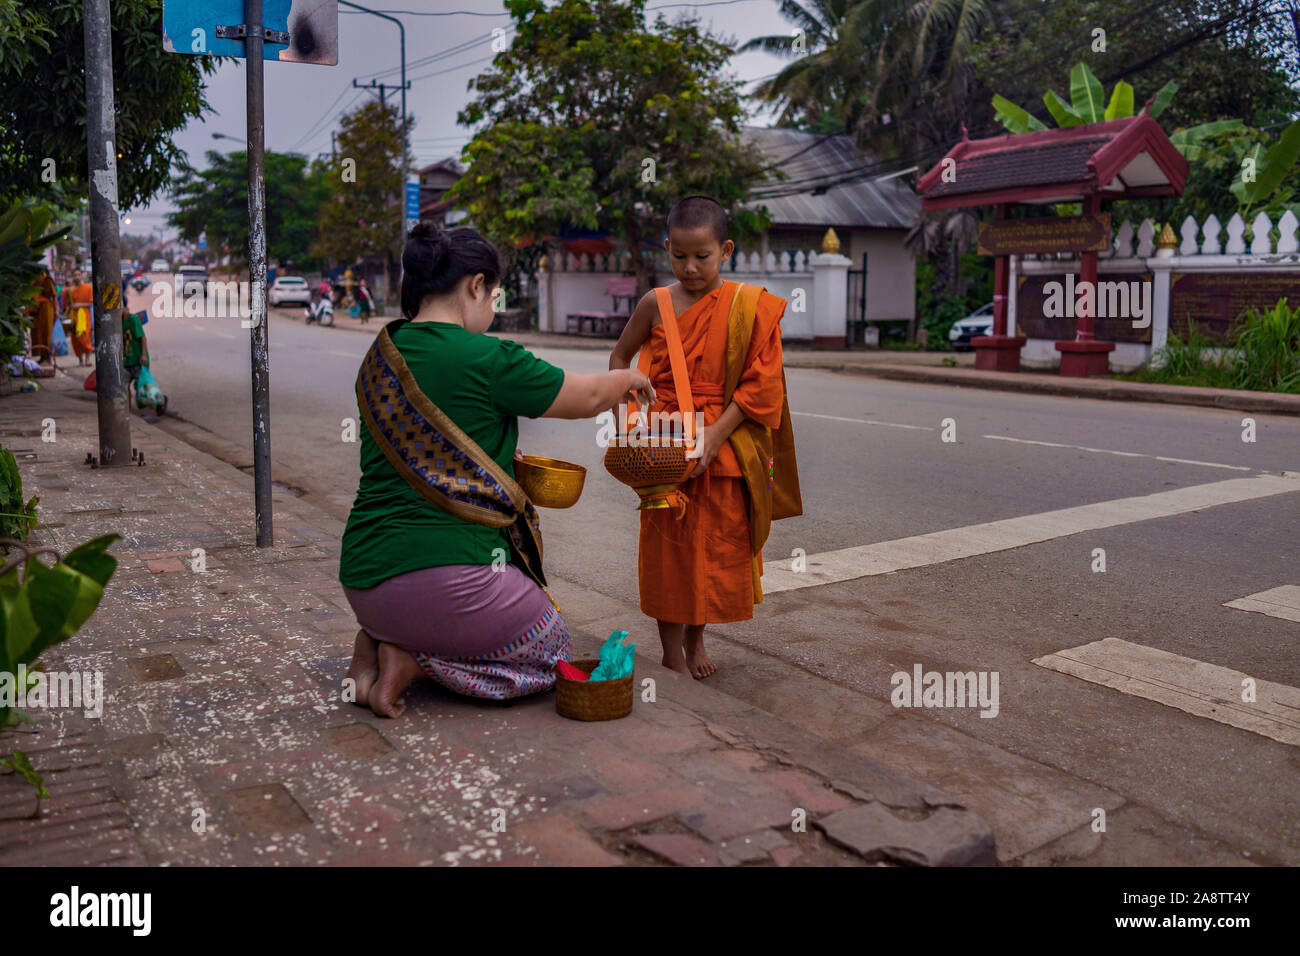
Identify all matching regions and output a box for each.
[356,320,548,588]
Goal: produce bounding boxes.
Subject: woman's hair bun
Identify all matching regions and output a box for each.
[410,220,444,243]
[400,221,503,320]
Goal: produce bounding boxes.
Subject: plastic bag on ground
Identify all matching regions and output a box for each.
[588,630,635,682]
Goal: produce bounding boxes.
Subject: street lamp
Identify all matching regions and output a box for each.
[212,132,248,144]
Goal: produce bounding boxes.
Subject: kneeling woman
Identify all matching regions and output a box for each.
[341,221,654,717]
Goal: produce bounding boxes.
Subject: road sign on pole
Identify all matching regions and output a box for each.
[164,1,338,546]
[163,0,338,64]
[406,174,420,235]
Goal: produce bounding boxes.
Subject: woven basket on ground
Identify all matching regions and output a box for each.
[555,658,633,721]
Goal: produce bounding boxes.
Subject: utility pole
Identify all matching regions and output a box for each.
[82,0,131,467]
[244,0,273,547]
[341,0,409,309]
[352,77,409,308]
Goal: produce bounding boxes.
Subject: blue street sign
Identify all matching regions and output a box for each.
[162,1,338,65]
[405,177,421,220]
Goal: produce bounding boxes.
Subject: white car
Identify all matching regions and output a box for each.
[948,302,995,350]
[151,258,170,273]
[268,276,312,306]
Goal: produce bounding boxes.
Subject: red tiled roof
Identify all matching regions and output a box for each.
[918,115,1188,209]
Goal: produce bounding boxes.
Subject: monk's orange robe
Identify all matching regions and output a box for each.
[68,282,94,358]
[637,280,787,625]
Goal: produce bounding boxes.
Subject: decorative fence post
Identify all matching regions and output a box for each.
[810,251,851,348]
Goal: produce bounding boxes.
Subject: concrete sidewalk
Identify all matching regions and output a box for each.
[306,306,1300,418]
[0,373,994,867]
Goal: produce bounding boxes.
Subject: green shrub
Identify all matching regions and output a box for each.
[1233,298,1300,393]
[0,445,38,547]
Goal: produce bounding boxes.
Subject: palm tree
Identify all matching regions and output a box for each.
[742,0,993,162]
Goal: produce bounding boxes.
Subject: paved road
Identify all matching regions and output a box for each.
[132,284,1300,865]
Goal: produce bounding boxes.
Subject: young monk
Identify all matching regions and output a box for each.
[609,195,801,678]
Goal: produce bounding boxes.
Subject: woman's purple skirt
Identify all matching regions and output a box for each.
[343,563,571,700]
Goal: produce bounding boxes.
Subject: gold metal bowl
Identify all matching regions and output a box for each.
[514,455,587,509]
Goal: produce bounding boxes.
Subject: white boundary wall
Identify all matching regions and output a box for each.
[536,247,851,343]
[1010,211,1300,372]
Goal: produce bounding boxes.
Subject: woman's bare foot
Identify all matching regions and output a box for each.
[345,628,379,708]
[684,628,716,679]
[370,641,424,718]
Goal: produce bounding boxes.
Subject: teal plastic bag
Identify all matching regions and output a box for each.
[135,365,163,409]
[588,630,635,682]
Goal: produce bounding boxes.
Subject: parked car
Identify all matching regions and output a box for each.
[268,276,312,306]
[175,264,208,295]
[151,258,170,273]
[120,259,135,280]
[948,302,995,351]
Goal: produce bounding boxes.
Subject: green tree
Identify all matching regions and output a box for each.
[169,151,329,272]
[969,0,1300,137]
[0,0,222,208]
[449,0,770,294]
[314,100,408,295]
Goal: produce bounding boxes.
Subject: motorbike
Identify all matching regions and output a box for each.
[129,274,149,292]
[305,297,334,327]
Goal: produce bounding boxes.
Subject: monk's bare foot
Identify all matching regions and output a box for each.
[684,630,717,679]
[660,650,692,677]
[370,641,424,718]
[345,628,379,708]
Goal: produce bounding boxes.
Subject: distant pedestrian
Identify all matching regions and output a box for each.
[357,279,374,323]
[29,269,57,364]
[67,271,95,366]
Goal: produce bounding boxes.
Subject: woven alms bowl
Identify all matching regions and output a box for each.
[603,436,698,489]
[515,455,587,509]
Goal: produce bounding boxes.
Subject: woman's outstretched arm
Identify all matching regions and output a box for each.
[541,367,655,420]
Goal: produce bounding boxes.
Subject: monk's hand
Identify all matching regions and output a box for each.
[688,424,724,470]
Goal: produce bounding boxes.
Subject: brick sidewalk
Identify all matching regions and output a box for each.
[0,377,994,867]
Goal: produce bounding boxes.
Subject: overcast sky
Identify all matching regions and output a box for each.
[131,0,795,239]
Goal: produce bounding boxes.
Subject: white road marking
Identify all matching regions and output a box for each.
[328,350,358,359]
[982,434,1252,471]
[793,411,934,431]
[1224,585,1300,624]
[1032,638,1300,746]
[763,473,1300,593]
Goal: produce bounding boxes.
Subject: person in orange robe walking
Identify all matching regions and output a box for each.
[67,271,95,365]
[609,196,800,678]
[29,270,57,364]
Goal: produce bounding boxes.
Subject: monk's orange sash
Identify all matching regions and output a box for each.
[724,283,802,568]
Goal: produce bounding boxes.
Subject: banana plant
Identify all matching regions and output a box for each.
[1229,117,1300,215]
[0,202,72,356]
[994,62,1179,134]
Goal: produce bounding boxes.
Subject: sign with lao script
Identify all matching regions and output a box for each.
[163,0,338,64]
[1169,272,1300,343]
[978,214,1111,256]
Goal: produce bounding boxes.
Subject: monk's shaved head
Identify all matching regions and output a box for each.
[667,195,728,243]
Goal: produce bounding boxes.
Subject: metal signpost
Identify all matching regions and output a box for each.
[163,1,337,546]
